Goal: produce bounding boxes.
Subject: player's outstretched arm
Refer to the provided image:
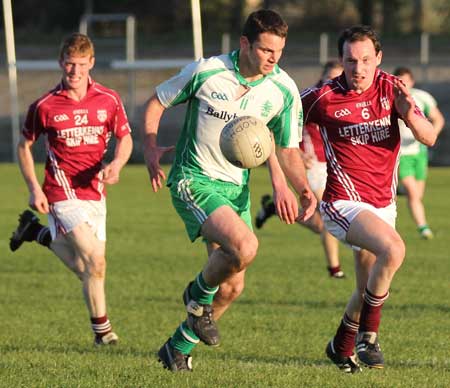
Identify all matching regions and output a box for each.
[102,133,133,185]
[17,135,49,214]
[394,78,437,146]
[276,147,317,222]
[142,94,175,192]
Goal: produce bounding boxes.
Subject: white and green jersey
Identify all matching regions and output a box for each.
[399,87,437,155]
[156,50,302,186]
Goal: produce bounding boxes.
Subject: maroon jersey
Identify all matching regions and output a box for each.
[23,79,131,203]
[301,69,423,208]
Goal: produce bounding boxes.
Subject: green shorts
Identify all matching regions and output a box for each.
[169,176,252,242]
[399,149,428,181]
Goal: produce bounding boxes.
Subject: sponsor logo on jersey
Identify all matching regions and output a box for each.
[211,91,229,101]
[57,126,104,147]
[334,108,352,118]
[380,96,390,110]
[206,106,237,122]
[97,109,107,122]
[338,114,392,145]
[54,114,69,122]
[261,101,273,117]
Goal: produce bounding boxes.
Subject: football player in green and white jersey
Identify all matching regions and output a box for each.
[142,9,316,372]
[394,67,445,239]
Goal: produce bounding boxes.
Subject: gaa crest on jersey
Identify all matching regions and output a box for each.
[53,113,69,122]
[97,109,107,123]
[380,96,390,110]
[334,108,352,118]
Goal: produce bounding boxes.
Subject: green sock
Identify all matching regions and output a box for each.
[190,272,219,305]
[418,225,429,232]
[170,321,199,355]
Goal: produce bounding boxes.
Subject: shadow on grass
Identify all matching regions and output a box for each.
[145,294,347,310]
[135,294,450,315]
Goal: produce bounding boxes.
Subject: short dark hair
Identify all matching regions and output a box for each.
[393,66,414,79]
[338,25,381,57]
[242,9,288,44]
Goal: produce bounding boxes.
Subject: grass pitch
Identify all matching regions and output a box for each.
[1,164,449,387]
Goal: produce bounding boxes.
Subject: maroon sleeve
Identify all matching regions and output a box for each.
[22,100,45,141]
[300,87,320,126]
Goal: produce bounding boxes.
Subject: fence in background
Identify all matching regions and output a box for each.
[2,27,450,164]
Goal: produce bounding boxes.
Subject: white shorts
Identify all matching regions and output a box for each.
[48,199,107,241]
[319,200,397,249]
[307,160,327,193]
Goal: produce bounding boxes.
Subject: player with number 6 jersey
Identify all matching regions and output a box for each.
[302,68,414,207]
[301,25,437,372]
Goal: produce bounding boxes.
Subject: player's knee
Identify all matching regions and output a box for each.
[383,236,405,270]
[407,192,421,203]
[86,256,107,278]
[231,233,258,271]
[217,281,245,304]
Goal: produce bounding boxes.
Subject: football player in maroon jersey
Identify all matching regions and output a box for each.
[10,33,133,345]
[302,25,437,372]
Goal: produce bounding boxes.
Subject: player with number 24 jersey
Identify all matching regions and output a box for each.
[23,79,131,203]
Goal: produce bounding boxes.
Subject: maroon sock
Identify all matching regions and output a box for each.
[91,315,112,338]
[327,266,342,276]
[359,288,389,333]
[333,313,359,356]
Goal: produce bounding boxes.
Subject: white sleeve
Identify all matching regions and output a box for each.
[156,59,202,108]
